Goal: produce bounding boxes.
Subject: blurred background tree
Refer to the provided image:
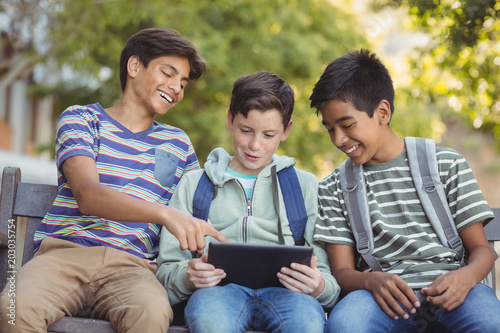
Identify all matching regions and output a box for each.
[372,0,500,148]
[1,0,498,182]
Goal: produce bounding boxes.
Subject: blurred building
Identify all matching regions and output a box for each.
[0,32,57,185]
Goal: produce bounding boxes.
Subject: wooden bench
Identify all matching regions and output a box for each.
[1,166,499,332]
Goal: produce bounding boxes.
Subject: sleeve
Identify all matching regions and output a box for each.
[156,171,200,306]
[439,148,495,231]
[55,106,99,172]
[182,137,200,175]
[313,170,355,246]
[299,170,341,310]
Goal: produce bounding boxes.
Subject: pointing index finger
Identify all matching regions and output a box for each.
[203,223,229,243]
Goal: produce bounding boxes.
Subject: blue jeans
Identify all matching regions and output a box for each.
[184,283,325,333]
[325,284,500,333]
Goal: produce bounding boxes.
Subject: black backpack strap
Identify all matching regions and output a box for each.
[277,166,308,245]
[340,158,383,271]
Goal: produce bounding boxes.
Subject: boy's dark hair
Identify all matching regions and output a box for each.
[119,27,206,91]
[309,49,394,119]
[229,71,294,129]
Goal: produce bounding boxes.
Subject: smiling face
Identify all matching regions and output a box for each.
[129,55,190,117]
[320,99,399,165]
[228,109,292,175]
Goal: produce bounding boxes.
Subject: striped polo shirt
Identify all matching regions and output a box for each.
[34,103,199,259]
[314,145,494,288]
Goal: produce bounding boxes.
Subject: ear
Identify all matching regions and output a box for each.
[127,56,141,78]
[376,100,392,125]
[280,120,293,141]
[227,109,234,132]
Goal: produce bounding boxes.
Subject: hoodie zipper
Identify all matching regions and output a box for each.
[239,181,254,243]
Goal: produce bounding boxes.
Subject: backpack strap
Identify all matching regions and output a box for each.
[192,171,217,222]
[339,159,383,271]
[277,167,308,245]
[405,137,465,263]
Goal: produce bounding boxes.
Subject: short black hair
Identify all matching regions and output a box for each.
[119,27,206,91]
[229,71,294,129]
[310,49,394,119]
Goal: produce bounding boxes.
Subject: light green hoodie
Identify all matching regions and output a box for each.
[156,147,340,309]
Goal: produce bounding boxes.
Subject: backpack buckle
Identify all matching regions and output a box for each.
[422,176,435,193]
[356,232,370,254]
[346,182,357,192]
[448,236,464,253]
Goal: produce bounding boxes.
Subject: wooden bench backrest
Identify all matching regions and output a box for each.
[0,166,59,291]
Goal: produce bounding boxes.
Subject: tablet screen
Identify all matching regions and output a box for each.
[207,242,313,289]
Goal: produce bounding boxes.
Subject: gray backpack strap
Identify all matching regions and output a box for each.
[405,137,465,264]
[340,159,383,271]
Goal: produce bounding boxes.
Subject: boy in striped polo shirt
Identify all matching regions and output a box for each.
[310,49,500,332]
[0,28,226,333]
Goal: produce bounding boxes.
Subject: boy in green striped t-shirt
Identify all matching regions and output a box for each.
[310,49,500,332]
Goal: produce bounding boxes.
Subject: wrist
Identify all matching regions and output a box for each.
[313,278,326,298]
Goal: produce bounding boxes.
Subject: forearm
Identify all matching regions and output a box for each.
[62,155,225,252]
[309,241,341,308]
[333,267,374,294]
[157,261,196,306]
[316,270,341,308]
[459,244,495,284]
[156,229,197,305]
[63,154,173,226]
[73,181,172,226]
[327,243,371,293]
[456,221,495,285]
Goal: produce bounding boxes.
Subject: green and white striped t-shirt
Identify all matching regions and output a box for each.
[224,167,257,200]
[314,145,494,289]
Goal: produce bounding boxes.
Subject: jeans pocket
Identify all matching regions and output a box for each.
[154,148,179,188]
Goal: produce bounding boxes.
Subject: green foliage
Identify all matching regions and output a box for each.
[372,0,500,146]
[8,0,467,177]
[41,0,368,174]
[391,88,445,140]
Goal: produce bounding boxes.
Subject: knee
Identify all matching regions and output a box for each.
[287,310,325,333]
[185,305,232,333]
[110,287,172,333]
[288,295,325,322]
[186,319,235,333]
[0,289,17,332]
[325,313,352,332]
[185,290,243,333]
[326,290,380,332]
[184,297,226,325]
[0,286,49,333]
[129,291,172,323]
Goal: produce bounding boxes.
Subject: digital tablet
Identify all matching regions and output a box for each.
[207,242,313,289]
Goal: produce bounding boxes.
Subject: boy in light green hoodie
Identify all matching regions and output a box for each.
[156,71,339,333]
